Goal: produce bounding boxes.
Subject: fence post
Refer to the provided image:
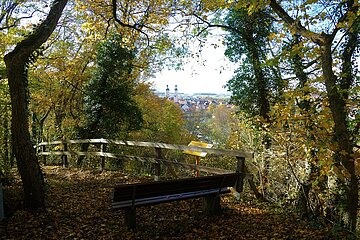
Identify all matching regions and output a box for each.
[195,156,200,177]
[62,143,68,168]
[154,148,162,181]
[235,156,245,193]
[99,143,107,171]
[41,145,47,165]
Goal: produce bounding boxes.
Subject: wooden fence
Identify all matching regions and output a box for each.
[37,139,261,197]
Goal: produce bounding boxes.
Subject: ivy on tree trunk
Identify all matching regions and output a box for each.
[270,0,359,230]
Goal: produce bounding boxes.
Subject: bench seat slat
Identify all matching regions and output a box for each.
[112,173,243,229]
[112,187,230,209]
[113,173,239,202]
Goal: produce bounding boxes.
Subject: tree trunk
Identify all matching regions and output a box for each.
[5,61,45,209]
[3,0,68,209]
[2,107,10,168]
[247,41,270,122]
[291,34,321,218]
[54,106,65,139]
[245,30,272,196]
[76,143,90,167]
[321,36,357,230]
[32,107,52,144]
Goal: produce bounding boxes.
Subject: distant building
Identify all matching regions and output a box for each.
[155,85,232,112]
[165,85,170,99]
[174,85,178,103]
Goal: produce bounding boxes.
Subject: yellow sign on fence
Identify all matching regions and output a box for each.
[183,141,213,157]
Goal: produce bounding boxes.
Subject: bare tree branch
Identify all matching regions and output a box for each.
[0,0,16,24]
[0,4,40,31]
[5,0,68,62]
[191,11,242,36]
[112,0,150,45]
[269,0,325,45]
[269,0,358,46]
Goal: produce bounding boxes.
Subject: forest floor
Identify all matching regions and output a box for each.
[0,166,344,239]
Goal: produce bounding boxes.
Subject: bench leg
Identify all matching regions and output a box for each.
[124,207,136,229]
[203,195,221,215]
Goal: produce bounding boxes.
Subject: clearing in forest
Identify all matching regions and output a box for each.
[1,167,333,239]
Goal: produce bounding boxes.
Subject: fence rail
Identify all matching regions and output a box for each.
[37,138,253,158]
[37,138,253,175]
[36,138,263,199]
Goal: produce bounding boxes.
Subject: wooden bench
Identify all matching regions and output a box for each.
[112,173,242,229]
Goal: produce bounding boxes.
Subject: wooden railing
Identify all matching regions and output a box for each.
[37,138,252,165]
[37,139,253,157]
[37,138,263,199]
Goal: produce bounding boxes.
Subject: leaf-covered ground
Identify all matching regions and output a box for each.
[1,167,333,239]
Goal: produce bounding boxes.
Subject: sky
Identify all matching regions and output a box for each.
[149,35,237,95]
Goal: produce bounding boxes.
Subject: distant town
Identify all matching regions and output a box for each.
[155,85,234,112]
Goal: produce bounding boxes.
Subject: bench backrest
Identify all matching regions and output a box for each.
[113,173,240,202]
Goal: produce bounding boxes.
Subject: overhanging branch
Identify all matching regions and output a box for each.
[191,11,243,37]
[112,0,150,45]
[269,0,325,45]
[4,0,68,62]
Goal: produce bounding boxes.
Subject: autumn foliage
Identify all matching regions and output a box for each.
[0,0,359,237]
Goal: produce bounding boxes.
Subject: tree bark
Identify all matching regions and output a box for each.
[2,106,10,168]
[4,0,68,209]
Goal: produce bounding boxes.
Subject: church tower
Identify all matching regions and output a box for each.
[174,85,178,103]
[165,85,170,99]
